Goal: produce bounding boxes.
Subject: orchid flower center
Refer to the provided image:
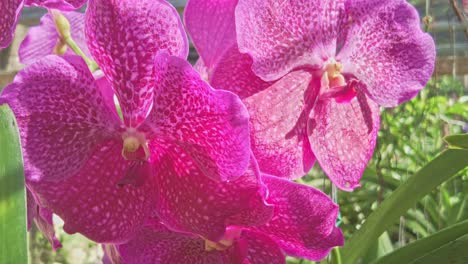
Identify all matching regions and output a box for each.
[121,128,150,161]
[203,228,241,252]
[204,238,235,252]
[322,60,346,89]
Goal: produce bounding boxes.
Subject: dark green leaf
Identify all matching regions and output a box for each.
[341,149,468,264]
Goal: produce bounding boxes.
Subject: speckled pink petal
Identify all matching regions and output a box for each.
[143,54,250,181]
[210,45,273,99]
[251,175,344,260]
[241,230,285,264]
[185,0,271,99]
[19,11,90,65]
[0,55,121,182]
[25,0,86,10]
[309,91,380,191]
[154,143,272,242]
[117,219,233,264]
[0,0,23,48]
[86,0,188,127]
[337,0,435,107]
[236,0,345,81]
[185,0,237,68]
[28,140,157,244]
[244,70,316,179]
[27,189,62,250]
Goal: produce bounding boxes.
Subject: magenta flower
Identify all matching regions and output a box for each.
[27,188,61,250]
[108,175,343,263]
[186,0,435,191]
[0,0,251,244]
[0,0,86,48]
[19,11,90,64]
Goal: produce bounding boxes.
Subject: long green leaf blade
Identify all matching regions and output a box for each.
[371,219,468,264]
[0,105,27,263]
[341,149,468,264]
[444,134,468,149]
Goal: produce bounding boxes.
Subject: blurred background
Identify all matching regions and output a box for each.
[0,0,467,263]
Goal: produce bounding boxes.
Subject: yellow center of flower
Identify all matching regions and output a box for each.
[121,129,150,160]
[322,61,346,88]
[204,239,234,252]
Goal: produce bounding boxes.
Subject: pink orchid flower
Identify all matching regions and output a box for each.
[19,10,90,64]
[0,0,251,244]
[0,0,86,48]
[106,175,343,263]
[186,0,435,191]
[27,188,62,250]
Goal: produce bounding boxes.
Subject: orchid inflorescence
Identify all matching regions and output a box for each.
[0,0,435,263]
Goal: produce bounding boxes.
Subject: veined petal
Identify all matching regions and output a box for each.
[27,189,62,250]
[116,219,234,264]
[185,0,271,99]
[102,244,122,264]
[251,175,344,261]
[209,45,272,99]
[236,0,345,81]
[154,143,273,242]
[28,140,157,244]
[0,0,23,48]
[19,11,90,65]
[337,0,435,107]
[241,230,285,264]
[244,70,316,179]
[309,90,380,191]
[184,0,238,68]
[0,55,121,182]
[86,0,188,127]
[24,0,86,10]
[143,54,250,181]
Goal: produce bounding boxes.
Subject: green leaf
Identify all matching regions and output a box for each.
[341,149,468,264]
[371,219,468,264]
[444,134,468,149]
[0,105,28,263]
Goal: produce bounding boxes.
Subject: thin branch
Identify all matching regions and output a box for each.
[448,0,468,39]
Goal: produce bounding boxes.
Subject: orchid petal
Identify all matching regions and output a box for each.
[242,230,285,264]
[19,11,90,65]
[117,219,233,263]
[0,55,121,182]
[337,0,435,107]
[24,0,86,10]
[86,0,189,127]
[236,0,345,81]
[244,70,316,179]
[309,91,380,191]
[0,0,23,48]
[27,189,62,250]
[143,54,250,181]
[251,175,344,260]
[154,143,272,242]
[185,0,238,68]
[28,140,157,244]
[210,45,272,99]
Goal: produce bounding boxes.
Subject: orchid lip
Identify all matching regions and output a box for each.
[121,128,150,160]
[321,59,346,89]
[203,228,242,252]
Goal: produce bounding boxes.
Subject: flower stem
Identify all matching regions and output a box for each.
[63,36,99,72]
[51,10,99,72]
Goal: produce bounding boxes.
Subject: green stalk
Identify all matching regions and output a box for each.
[0,105,28,264]
[51,10,99,72]
[371,219,468,264]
